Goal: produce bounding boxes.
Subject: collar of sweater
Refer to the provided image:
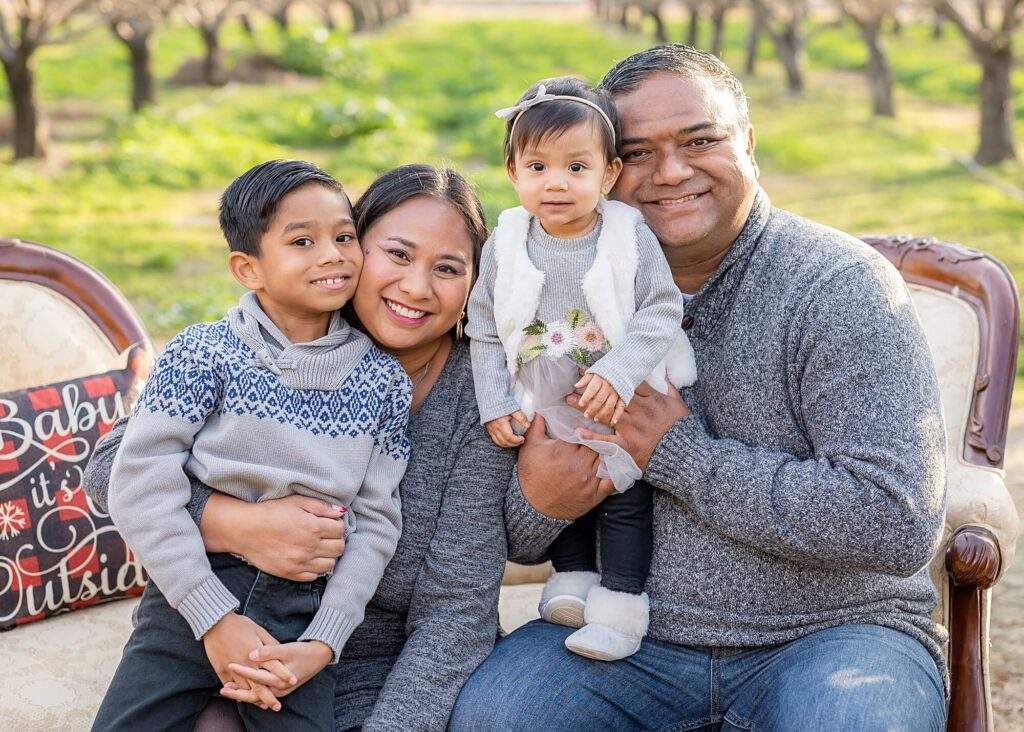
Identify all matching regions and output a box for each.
[228,291,372,391]
[684,188,773,339]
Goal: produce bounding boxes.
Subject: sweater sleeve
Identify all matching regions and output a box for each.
[644,259,947,576]
[361,405,515,731]
[108,330,239,639]
[466,233,522,423]
[503,466,572,564]
[586,222,686,404]
[83,416,212,525]
[299,369,410,662]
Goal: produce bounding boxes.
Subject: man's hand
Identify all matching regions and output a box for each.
[203,613,285,712]
[220,641,334,705]
[485,411,531,448]
[575,373,626,426]
[572,379,691,472]
[517,414,615,520]
[202,494,346,582]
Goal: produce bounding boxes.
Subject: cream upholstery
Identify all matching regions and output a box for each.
[0,280,119,390]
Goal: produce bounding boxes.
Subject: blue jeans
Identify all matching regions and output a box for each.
[450,620,945,731]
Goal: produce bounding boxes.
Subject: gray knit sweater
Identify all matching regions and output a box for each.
[505,190,949,682]
[85,340,514,731]
[467,213,685,422]
[109,293,410,659]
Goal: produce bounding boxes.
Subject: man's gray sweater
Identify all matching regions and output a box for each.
[506,190,949,680]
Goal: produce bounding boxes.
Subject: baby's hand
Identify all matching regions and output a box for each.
[574,374,625,426]
[222,641,334,706]
[485,411,531,448]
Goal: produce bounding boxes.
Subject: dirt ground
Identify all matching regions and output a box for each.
[988,409,1024,730]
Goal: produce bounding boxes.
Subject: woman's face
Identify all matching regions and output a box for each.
[352,196,476,356]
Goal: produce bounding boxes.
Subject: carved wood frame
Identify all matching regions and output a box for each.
[0,238,149,353]
[863,235,1018,732]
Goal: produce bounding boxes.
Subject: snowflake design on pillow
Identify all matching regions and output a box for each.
[518,308,610,366]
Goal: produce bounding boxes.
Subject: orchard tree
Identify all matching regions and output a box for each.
[839,0,898,116]
[179,0,243,85]
[0,0,96,159]
[102,0,178,111]
[748,0,809,91]
[933,0,1018,163]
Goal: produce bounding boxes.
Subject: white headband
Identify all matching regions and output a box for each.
[495,84,617,151]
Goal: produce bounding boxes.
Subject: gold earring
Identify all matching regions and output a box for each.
[456,310,466,339]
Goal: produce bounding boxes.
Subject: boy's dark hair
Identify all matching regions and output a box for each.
[502,76,620,169]
[599,44,750,130]
[352,164,487,340]
[218,159,350,256]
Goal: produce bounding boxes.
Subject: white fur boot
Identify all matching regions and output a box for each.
[538,571,601,628]
[564,585,649,661]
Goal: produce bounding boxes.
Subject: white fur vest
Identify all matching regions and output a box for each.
[491,198,696,399]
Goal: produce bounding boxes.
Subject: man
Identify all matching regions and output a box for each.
[450,45,947,730]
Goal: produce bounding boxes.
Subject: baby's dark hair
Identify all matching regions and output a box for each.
[502,76,620,169]
[218,159,351,256]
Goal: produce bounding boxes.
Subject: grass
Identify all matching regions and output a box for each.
[0,13,1021,375]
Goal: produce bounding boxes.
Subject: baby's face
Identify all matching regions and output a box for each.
[508,120,621,239]
[251,183,362,322]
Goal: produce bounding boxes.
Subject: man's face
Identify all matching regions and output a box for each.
[609,73,759,255]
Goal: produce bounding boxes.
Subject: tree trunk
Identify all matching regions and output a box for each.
[648,7,668,42]
[125,33,155,112]
[200,24,224,86]
[345,1,367,32]
[932,11,944,38]
[687,6,700,47]
[975,44,1016,164]
[272,4,290,30]
[710,6,727,57]
[2,46,46,160]
[772,23,804,92]
[856,18,894,116]
[745,4,764,74]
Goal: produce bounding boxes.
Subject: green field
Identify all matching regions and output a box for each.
[1,13,1021,367]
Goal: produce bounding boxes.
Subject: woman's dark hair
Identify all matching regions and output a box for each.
[219,159,349,256]
[502,76,619,169]
[352,164,488,339]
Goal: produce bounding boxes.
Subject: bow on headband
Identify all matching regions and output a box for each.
[495,84,617,144]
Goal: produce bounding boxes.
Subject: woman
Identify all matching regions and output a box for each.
[84,164,517,731]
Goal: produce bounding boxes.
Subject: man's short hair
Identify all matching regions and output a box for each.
[218,159,349,256]
[599,44,750,131]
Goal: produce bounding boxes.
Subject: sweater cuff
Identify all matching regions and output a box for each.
[186,477,214,528]
[298,606,359,665]
[645,415,715,495]
[505,468,572,547]
[584,361,636,406]
[478,396,524,426]
[177,575,240,639]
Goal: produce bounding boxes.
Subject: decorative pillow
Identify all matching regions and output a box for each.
[0,345,152,630]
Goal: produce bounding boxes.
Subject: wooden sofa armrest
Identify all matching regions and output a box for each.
[946,524,1001,732]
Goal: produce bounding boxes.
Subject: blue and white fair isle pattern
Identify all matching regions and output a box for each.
[136,319,411,462]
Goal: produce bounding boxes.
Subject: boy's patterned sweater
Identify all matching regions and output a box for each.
[110,292,410,661]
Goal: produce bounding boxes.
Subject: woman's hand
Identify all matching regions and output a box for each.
[517,414,615,520]
[200,494,347,582]
[572,379,691,472]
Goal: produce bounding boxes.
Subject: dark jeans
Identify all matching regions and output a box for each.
[92,554,335,732]
[548,479,653,594]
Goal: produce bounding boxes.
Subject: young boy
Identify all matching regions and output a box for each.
[93,160,410,731]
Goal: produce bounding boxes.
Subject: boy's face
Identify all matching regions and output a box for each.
[230,183,361,334]
[507,120,622,239]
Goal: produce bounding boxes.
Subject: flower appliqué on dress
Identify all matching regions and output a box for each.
[518,308,609,366]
